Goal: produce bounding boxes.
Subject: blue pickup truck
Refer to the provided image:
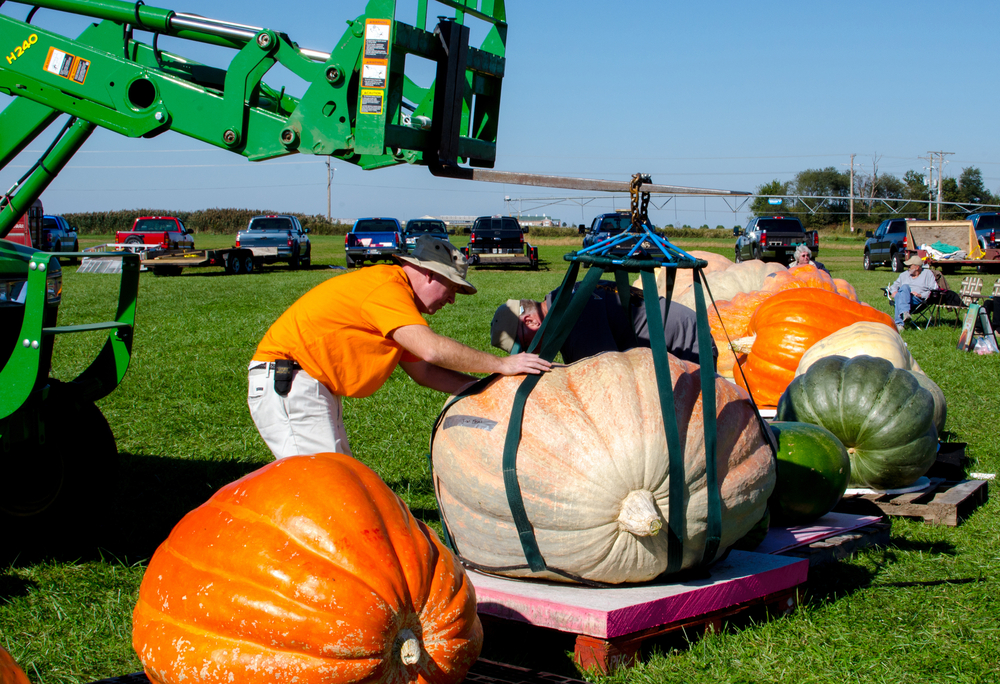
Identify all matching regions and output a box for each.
[345,217,404,268]
[235,215,311,269]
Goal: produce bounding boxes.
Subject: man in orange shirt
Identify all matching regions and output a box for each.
[248,235,550,459]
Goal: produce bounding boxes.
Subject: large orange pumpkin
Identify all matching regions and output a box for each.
[735,288,896,407]
[432,348,775,584]
[708,290,773,378]
[0,648,29,684]
[133,453,482,684]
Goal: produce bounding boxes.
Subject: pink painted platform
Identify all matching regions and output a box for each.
[756,512,884,555]
[470,550,807,640]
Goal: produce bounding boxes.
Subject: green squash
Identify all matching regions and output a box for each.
[769,422,851,525]
[776,355,937,490]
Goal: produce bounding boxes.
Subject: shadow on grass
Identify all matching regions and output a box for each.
[2,453,262,568]
[0,572,37,602]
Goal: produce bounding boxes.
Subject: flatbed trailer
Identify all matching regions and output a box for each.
[141,247,276,275]
[907,221,1000,274]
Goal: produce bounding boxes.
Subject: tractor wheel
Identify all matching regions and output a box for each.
[0,383,118,557]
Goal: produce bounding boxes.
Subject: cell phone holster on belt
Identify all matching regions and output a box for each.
[273,360,296,396]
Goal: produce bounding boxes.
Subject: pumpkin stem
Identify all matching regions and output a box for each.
[730,335,757,354]
[397,629,422,666]
[617,490,663,537]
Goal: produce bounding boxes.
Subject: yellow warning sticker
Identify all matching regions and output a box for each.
[43,46,89,84]
[360,88,384,115]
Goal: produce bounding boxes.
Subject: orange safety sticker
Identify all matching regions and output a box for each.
[364,18,391,59]
[43,46,89,84]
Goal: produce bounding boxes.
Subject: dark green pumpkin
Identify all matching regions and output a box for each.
[769,421,851,525]
[776,355,937,490]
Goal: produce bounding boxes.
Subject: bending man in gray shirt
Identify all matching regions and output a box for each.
[491,280,718,369]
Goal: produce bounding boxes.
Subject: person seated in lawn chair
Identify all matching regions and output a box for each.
[490,280,718,370]
[888,255,938,331]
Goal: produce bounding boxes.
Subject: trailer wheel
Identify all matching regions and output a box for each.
[226,253,244,275]
[241,252,255,274]
[1,382,118,556]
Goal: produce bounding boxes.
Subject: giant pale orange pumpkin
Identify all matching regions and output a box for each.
[133,453,482,684]
[761,264,839,294]
[432,348,775,585]
[0,648,29,684]
[735,288,896,407]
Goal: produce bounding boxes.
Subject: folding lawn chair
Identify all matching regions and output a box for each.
[928,276,983,327]
[882,269,955,330]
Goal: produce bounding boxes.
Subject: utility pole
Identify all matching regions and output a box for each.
[848,153,855,232]
[928,150,954,220]
[920,154,934,220]
[326,159,334,222]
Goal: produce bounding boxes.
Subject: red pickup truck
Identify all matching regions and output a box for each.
[116,216,194,249]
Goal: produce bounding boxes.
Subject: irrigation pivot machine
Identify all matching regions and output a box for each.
[0,0,509,546]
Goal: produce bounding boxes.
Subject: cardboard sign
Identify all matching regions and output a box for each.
[957,303,980,351]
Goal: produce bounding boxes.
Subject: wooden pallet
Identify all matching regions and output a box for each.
[778,520,891,566]
[834,478,988,526]
[571,585,799,673]
[89,660,587,684]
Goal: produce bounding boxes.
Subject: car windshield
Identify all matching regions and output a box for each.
[406,221,447,234]
[598,215,630,233]
[134,219,178,231]
[755,218,803,231]
[474,217,521,232]
[354,219,399,232]
[250,218,294,231]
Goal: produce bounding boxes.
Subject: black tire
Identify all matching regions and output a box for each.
[863,251,874,270]
[242,252,255,274]
[345,253,358,268]
[288,247,301,270]
[1,383,118,556]
[227,253,244,275]
[735,247,743,264]
[69,240,79,264]
[301,246,311,268]
[124,236,144,245]
[891,251,904,273]
[753,245,764,262]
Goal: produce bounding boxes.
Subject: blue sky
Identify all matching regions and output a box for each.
[3,0,1000,228]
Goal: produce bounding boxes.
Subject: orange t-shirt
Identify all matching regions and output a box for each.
[253,264,428,398]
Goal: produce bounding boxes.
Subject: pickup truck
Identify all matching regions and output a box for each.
[41,215,79,263]
[734,216,818,264]
[463,215,538,269]
[581,211,632,249]
[235,215,311,269]
[116,216,194,250]
[402,218,451,251]
[864,218,914,272]
[965,212,1000,251]
[345,217,403,268]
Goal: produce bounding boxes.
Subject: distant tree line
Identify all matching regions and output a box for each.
[751,164,998,227]
[62,207,351,235]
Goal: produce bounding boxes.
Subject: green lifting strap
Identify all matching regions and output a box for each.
[691,269,723,563]
[639,268,688,575]
[501,263,608,572]
[613,269,638,348]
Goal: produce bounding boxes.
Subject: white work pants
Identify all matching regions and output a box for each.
[247,362,352,459]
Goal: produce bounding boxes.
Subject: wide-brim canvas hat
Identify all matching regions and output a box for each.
[490,299,521,352]
[395,235,476,295]
[903,255,923,266]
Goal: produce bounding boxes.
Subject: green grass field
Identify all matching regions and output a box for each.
[3,235,999,684]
